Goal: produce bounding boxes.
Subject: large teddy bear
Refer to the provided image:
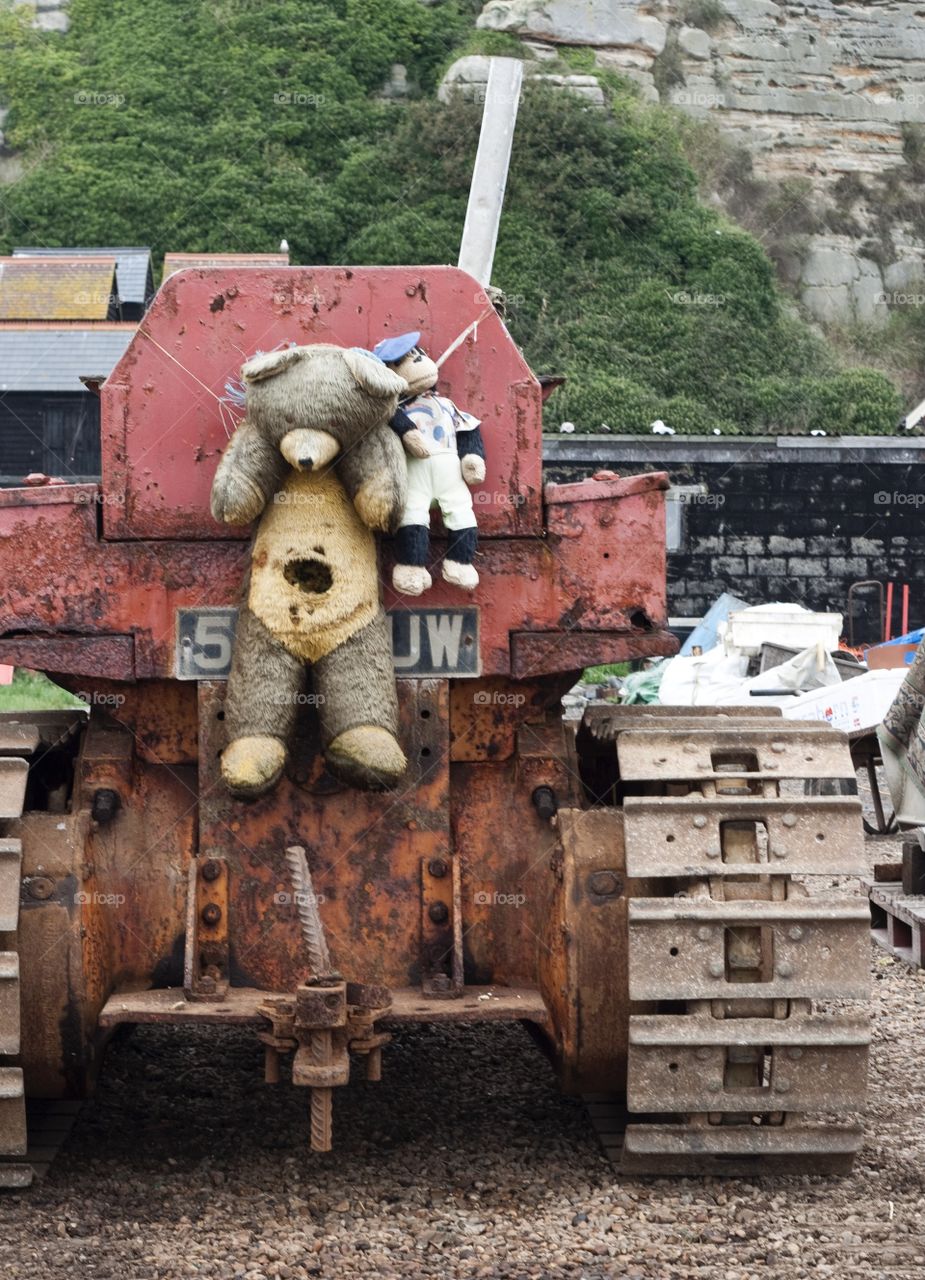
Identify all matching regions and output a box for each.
[210,343,409,798]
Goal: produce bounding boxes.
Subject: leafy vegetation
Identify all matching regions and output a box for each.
[680,0,728,34]
[0,669,84,711]
[0,0,902,434]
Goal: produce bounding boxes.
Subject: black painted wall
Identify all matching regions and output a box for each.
[544,436,925,646]
[0,393,101,481]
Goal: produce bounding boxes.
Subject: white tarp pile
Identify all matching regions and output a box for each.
[656,601,905,733]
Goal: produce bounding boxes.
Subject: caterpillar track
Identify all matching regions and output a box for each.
[581,706,871,1177]
[0,721,35,1188]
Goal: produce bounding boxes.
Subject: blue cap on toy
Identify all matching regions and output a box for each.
[373,331,421,364]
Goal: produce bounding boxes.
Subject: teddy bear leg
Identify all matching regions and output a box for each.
[221,606,304,799]
[433,455,479,590]
[314,610,407,790]
[443,525,479,590]
[391,523,432,597]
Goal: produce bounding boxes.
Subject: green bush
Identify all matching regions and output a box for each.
[750,370,903,435]
[0,2,902,436]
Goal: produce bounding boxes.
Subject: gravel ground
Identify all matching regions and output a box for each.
[0,774,923,1279]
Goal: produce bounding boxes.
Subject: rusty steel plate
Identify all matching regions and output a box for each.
[0,840,21,933]
[98,985,550,1027]
[0,1068,26,1157]
[0,726,39,757]
[628,1015,869,1113]
[623,795,864,878]
[628,897,870,1001]
[0,759,27,822]
[622,1122,863,1177]
[0,953,19,1058]
[617,725,853,782]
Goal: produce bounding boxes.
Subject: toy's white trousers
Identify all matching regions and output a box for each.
[402,453,477,530]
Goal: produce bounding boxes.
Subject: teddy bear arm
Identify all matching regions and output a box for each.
[338,428,409,535]
[389,406,430,460]
[457,424,486,486]
[210,420,288,525]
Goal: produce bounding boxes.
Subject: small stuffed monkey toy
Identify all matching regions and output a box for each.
[373,331,485,596]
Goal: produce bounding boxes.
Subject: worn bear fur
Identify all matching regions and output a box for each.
[210,343,409,798]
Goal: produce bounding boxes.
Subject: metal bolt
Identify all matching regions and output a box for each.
[782,813,798,828]
[706,844,721,859]
[91,787,121,825]
[588,869,623,898]
[201,903,222,927]
[707,1080,721,1093]
[765,761,778,770]
[774,1078,792,1093]
[695,1046,711,1061]
[697,926,713,941]
[788,925,804,941]
[770,741,786,754]
[427,858,448,879]
[198,975,216,995]
[428,901,449,924]
[708,960,725,978]
[771,847,788,860]
[787,1047,803,1061]
[26,876,55,901]
[430,973,451,992]
[692,815,707,829]
[776,961,793,979]
[532,786,558,822]
[683,743,697,754]
[201,859,222,882]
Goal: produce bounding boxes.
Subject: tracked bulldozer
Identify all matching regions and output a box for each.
[0,254,869,1184]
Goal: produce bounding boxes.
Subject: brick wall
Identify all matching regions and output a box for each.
[543,436,925,645]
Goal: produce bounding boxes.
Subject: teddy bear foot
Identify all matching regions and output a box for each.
[392,563,432,596]
[442,559,479,591]
[326,726,407,790]
[221,735,287,799]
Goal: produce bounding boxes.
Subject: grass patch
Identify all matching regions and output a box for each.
[582,662,631,683]
[0,669,85,712]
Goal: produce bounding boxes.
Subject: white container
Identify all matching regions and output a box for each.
[782,667,905,735]
[725,604,843,657]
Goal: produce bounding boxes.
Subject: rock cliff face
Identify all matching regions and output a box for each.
[455,0,925,325]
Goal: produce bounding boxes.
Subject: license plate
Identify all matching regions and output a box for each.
[175,607,480,680]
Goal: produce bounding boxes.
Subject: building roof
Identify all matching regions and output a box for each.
[0,257,120,321]
[13,246,154,307]
[162,251,290,276]
[0,325,135,392]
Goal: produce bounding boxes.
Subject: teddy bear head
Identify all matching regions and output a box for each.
[241,343,408,472]
[373,332,439,400]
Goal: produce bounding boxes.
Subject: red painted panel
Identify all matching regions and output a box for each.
[0,472,671,679]
[100,266,542,541]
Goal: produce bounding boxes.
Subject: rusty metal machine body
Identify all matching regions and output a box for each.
[0,266,869,1181]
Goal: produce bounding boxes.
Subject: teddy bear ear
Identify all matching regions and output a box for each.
[241,346,305,383]
[343,347,409,399]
